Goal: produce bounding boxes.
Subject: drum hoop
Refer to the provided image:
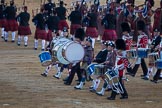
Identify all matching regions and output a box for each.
[105,69,118,80]
[42,60,52,66]
[56,43,70,64]
[148,52,159,56]
[62,41,74,61]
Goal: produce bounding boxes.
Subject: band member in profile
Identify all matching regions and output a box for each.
[32,8,47,51]
[101,8,117,42]
[120,22,134,75]
[85,5,98,49]
[151,35,162,83]
[107,39,128,100]
[74,37,93,89]
[4,0,18,42]
[0,0,6,38]
[131,20,148,77]
[143,28,161,80]
[55,1,69,33]
[89,41,108,92]
[64,28,85,85]
[96,41,116,96]
[17,6,31,47]
[44,0,56,16]
[68,5,82,38]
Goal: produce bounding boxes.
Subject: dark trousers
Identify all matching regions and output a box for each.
[65,62,82,84]
[110,77,128,99]
[132,58,148,76]
[153,69,161,81]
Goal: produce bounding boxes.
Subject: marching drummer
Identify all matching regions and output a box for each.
[121,22,134,75]
[89,41,108,92]
[53,27,71,79]
[131,20,148,77]
[151,32,162,83]
[64,28,85,85]
[74,37,93,89]
[96,41,116,96]
[143,28,161,80]
[107,39,129,100]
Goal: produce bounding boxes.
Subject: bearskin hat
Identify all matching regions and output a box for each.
[127,0,135,5]
[86,37,92,43]
[1,0,5,4]
[116,0,122,4]
[121,22,131,33]
[60,0,64,6]
[108,41,115,48]
[102,41,109,47]
[75,28,85,41]
[115,39,126,50]
[137,20,145,31]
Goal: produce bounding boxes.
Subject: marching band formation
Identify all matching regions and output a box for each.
[0,0,162,100]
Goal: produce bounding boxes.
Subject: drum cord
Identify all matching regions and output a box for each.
[111,79,124,94]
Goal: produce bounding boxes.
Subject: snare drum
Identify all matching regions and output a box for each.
[137,48,149,58]
[155,59,162,69]
[94,64,107,76]
[126,49,137,59]
[148,52,159,66]
[38,51,52,66]
[104,69,118,81]
[62,41,85,63]
[87,63,98,75]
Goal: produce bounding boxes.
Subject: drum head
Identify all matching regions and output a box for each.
[64,42,85,63]
[57,42,70,64]
[38,51,52,66]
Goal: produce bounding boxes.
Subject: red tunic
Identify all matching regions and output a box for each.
[117,57,129,77]
[122,34,133,50]
[137,33,148,48]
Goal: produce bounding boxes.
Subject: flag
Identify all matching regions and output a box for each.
[123,3,129,17]
[142,4,148,18]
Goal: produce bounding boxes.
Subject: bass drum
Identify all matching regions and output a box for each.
[50,37,70,50]
[52,40,71,64]
[62,41,85,63]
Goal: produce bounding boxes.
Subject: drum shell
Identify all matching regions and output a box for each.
[38,51,52,66]
[148,53,159,66]
[52,42,70,64]
[155,59,162,69]
[126,49,137,59]
[104,69,118,81]
[62,41,74,62]
[94,65,107,76]
[137,48,149,58]
[87,63,98,75]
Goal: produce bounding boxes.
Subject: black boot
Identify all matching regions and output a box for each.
[132,64,140,77]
